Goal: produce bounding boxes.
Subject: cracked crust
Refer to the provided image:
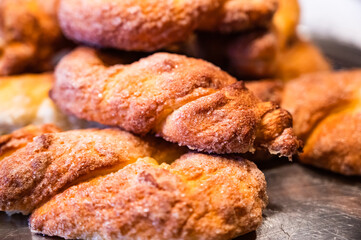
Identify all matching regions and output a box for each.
[30,153,268,240]
[0,0,64,75]
[52,47,301,157]
[282,70,361,175]
[0,128,184,214]
[58,0,278,51]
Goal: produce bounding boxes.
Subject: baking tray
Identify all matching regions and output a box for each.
[1,39,361,240]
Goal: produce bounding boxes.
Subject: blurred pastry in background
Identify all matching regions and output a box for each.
[171,0,331,80]
[272,0,300,48]
[247,70,361,175]
[245,79,283,105]
[58,0,278,51]
[0,73,97,135]
[0,0,65,75]
[275,38,331,80]
[283,70,361,176]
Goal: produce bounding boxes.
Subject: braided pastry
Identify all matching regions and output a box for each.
[247,71,361,175]
[30,154,267,240]
[51,47,301,157]
[0,0,64,75]
[283,71,361,175]
[58,0,278,51]
[0,127,185,215]
[0,126,267,239]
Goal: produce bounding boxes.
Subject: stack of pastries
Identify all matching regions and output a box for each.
[0,0,359,239]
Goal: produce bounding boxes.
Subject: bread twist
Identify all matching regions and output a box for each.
[51,47,301,157]
[0,126,184,215]
[0,126,267,239]
[247,71,361,175]
[30,154,267,240]
[58,0,278,51]
[283,71,361,175]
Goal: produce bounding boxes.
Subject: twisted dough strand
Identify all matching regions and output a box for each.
[0,126,267,239]
[0,127,183,214]
[30,153,267,240]
[52,47,301,157]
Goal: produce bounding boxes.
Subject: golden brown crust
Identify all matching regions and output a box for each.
[0,124,60,161]
[30,153,268,240]
[301,112,361,176]
[0,0,64,75]
[282,70,361,139]
[282,70,361,175]
[0,128,184,214]
[58,0,278,51]
[52,47,301,157]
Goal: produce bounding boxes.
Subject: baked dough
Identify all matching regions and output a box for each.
[0,124,60,162]
[247,70,361,175]
[282,70,361,175]
[52,48,302,157]
[58,0,278,51]
[0,126,267,239]
[0,127,184,214]
[30,153,267,240]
